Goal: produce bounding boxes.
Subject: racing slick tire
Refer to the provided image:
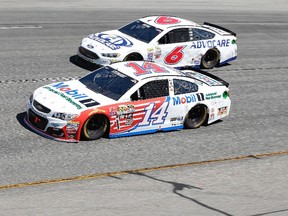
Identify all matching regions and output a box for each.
[123,53,143,61]
[82,114,109,140]
[184,104,208,129]
[201,48,220,69]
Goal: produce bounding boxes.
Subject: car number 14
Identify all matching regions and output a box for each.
[138,101,169,127]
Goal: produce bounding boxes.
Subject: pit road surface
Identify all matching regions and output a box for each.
[0,0,288,215]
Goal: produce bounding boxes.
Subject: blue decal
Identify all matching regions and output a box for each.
[172,94,197,106]
[190,39,230,49]
[89,33,133,50]
[110,125,183,138]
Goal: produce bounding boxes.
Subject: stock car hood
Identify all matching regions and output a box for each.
[82,30,145,52]
[33,80,115,113]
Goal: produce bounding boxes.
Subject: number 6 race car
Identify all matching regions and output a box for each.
[77,15,237,69]
[25,61,231,142]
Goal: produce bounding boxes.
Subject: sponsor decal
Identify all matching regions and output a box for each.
[191,54,202,65]
[66,121,80,134]
[43,86,83,110]
[209,113,215,120]
[116,104,135,128]
[49,82,99,108]
[88,109,106,116]
[147,47,154,61]
[169,79,174,92]
[172,93,204,106]
[190,39,231,49]
[223,91,229,99]
[147,46,161,60]
[173,94,196,105]
[188,72,218,85]
[117,104,135,116]
[170,116,184,122]
[109,107,117,117]
[89,33,133,50]
[206,92,221,100]
[154,46,161,59]
[217,106,228,116]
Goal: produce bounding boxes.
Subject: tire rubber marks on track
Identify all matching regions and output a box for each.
[0,25,42,30]
[2,66,288,85]
[0,76,81,85]
[0,150,287,190]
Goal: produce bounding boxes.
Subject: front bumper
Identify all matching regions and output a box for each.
[77,46,120,66]
[25,100,80,142]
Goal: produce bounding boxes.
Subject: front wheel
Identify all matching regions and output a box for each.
[201,49,220,69]
[184,105,208,129]
[123,53,143,61]
[81,114,108,140]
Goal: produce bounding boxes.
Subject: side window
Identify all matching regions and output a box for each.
[158,28,190,44]
[191,28,215,41]
[131,79,169,100]
[173,79,198,95]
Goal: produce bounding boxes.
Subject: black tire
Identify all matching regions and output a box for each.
[184,104,208,129]
[82,114,108,140]
[201,49,220,69]
[123,53,143,61]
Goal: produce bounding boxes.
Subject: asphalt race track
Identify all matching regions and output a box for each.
[0,1,288,215]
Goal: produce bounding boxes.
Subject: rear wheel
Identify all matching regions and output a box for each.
[123,53,143,61]
[82,115,108,140]
[201,49,220,69]
[184,104,208,129]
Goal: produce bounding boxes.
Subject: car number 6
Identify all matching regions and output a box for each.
[164,45,186,65]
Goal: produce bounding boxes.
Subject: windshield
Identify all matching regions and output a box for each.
[79,66,138,101]
[118,20,162,43]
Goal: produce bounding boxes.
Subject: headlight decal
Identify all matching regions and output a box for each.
[101,53,120,58]
[52,113,79,121]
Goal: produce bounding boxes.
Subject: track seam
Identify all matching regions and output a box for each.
[0,150,287,190]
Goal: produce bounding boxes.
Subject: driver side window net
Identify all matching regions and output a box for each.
[158,28,190,44]
[131,79,169,101]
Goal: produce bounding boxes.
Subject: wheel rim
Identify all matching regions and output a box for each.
[185,105,207,129]
[202,49,219,68]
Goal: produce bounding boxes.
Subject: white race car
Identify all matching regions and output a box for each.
[25,61,231,142]
[78,15,237,69]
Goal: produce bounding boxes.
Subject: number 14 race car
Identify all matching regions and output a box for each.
[78,15,237,69]
[25,61,231,142]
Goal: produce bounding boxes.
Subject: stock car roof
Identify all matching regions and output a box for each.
[139,15,200,30]
[110,61,183,81]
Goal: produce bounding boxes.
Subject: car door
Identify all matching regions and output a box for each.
[127,79,171,133]
[154,28,192,68]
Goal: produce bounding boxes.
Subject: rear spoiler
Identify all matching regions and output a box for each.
[184,69,229,87]
[203,22,237,37]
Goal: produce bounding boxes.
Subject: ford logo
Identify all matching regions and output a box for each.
[87,44,94,49]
